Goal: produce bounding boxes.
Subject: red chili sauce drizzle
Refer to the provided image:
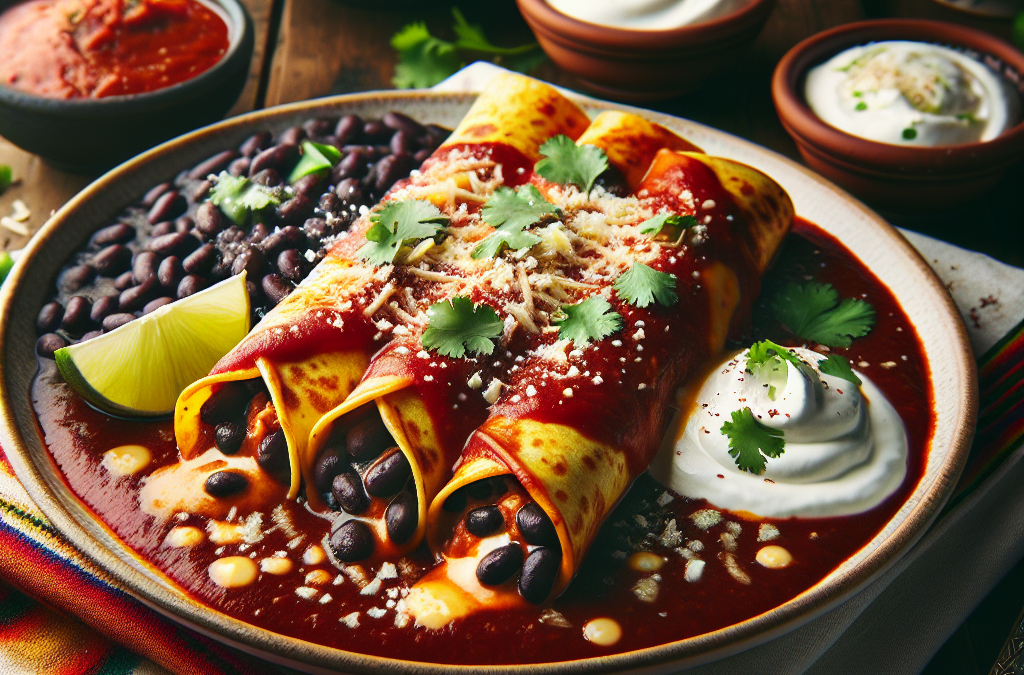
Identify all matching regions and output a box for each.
[31,217,932,665]
[0,0,229,99]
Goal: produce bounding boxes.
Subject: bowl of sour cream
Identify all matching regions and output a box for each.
[772,20,1024,211]
[517,0,776,100]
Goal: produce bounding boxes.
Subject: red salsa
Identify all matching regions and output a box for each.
[30,218,934,665]
[0,0,229,99]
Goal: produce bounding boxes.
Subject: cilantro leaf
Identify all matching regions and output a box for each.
[472,185,557,259]
[208,171,280,225]
[770,281,876,348]
[391,22,462,89]
[288,141,342,184]
[535,135,609,195]
[721,407,785,475]
[613,263,678,309]
[639,213,698,240]
[818,353,862,386]
[422,296,503,358]
[553,296,622,345]
[746,340,802,401]
[451,8,537,56]
[358,200,449,265]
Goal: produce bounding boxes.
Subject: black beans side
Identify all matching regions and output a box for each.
[36,333,66,358]
[37,302,64,333]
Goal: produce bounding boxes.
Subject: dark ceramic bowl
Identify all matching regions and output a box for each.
[517,0,775,101]
[772,19,1024,211]
[0,0,254,173]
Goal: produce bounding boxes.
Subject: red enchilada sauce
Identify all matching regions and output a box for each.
[0,0,228,99]
[31,218,934,665]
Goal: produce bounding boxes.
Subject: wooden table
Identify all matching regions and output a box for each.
[0,1,1020,671]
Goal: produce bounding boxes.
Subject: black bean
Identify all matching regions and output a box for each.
[386,490,418,544]
[80,330,102,342]
[188,150,238,180]
[113,271,134,290]
[516,502,558,547]
[91,223,135,247]
[519,547,561,604]
[220,226,246,244]
[278,126,307,146]
[261,274,291,305]
[204,471,249,498]
[246,280,262,306]
[256,428,290,481]
[175,216,194,234]
[259,225,306,257]
[332,472,370,515]
[239,131,272,158]
[151,221,174,237]
[276,195,312,226]
[334,178,364,206]
[37,302,64,333]
[363,448,411,497]
[193,202,223,239]
[201,381,251,425]
[329,520,375,562]
[314,448,347,494]
[231,247,267,278]
[334,115,362,144]
[346,416,393,462]
[248,222,270,245]
[292,172,323,198]
[191,180,213,202]
[183,244,218,275]
[158,256,185,289]
[466,480,494,501]
[334,150,369,181]
[442,488,467,513]
[89,295,119,323]
[303,118,334,139]
[61,296,92,333]
[476,544,524,586]
[375,153,416,194]
[147,190,186,224]
[413,148,432,164]
[132,251,159,285]
[276,248,309,282]
[318,191,340,214]
[215,422,246,455]
[177,274,207,299]
[323,491,340,512]
[424,124,451,146]
[362,120,390,143]
[143,297,174,314]
[92,244,133,277]
[102,313,136,331]
[466,506,504,537]
[304,217,332,238]
[383,111,426,137]
[250,168,281,188]
[36,333,66,358]
[148,232,200,257]
[119,277,159,312]
[227,157,250,178]
[249,143,299,177]
[141,182,173,208]
[390,130,415,156]
[58,264,95,293]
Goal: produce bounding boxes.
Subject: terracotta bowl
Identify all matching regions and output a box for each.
[0,0,254,173]
[772,19,1024,212]
[516,0,775,101]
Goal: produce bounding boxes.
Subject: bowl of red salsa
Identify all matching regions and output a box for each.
[0,0,253,171]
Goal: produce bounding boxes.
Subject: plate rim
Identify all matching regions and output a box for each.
[0,86,978,674]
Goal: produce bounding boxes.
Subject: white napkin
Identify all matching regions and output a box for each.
[434,62,1024,674]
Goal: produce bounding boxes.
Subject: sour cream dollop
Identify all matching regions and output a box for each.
[545,0,748,31]
[651,348,907,518]
[805,40,1021,147]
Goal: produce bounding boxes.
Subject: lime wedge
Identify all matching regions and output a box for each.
[55,273,251,418]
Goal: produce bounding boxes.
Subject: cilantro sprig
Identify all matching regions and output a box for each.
[639,213,698,241]
[472,185,558,259]
[553,296,622,346]
[392,8,544,89]
[721,407,785,475]
[358,200,449,265]
[745,340,801,401]
[208,171,281,226]
[818,353,862,386]
[422,296,503,358]
[535,135,608,196]
[613,263,678,309]
[770,281,875,348]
